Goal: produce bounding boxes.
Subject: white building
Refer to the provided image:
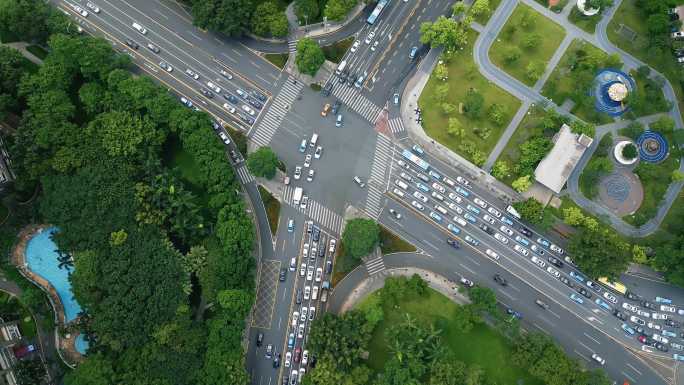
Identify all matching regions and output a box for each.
[534,124,593,194]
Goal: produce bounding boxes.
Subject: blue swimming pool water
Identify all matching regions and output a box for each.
[74,334,89,354]
[25,227,83,323]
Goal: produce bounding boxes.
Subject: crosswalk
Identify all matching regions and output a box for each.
[235,165,255,184]
[288,41,297,53]
[250,78,303,147]
[329,81,382,123]
[388,117,405,134]
[365,255,386,276]
[364,134,393,218]
[282,186,343,233]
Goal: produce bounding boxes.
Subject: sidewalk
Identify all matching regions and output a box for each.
[2,42,44,65]
[285,2,366,40]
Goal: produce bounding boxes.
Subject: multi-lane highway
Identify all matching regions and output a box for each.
[49,1,684,385]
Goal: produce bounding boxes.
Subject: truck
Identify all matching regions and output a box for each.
[293,187,303,206]
[320,281,330,303]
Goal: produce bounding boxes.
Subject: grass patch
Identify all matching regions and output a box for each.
[495,105,545,186]
[568,7,601,34]
[419,29,521,166]
[473,0,502,25]
[264,53,288,69]
[490,3,566,87]
[607,0,684,123]
[322,37,353,63]
[331,241,361,286]
[258,185,280,234]
[541,39,615,124]
[379,226,416,254]
[25,45,48,60]
[0,292,37,339]
[361,287,544,385]
[578,133,613,199]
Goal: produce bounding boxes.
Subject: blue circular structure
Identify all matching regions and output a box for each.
[591,69,636,116]
[636,130,669,163]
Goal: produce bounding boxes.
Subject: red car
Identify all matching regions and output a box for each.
[638,335,647,344]
[294,347,302,363]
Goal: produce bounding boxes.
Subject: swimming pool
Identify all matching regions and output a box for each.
[74,334,89,354]
[25,227,83,323]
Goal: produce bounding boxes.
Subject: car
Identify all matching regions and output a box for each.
[315,267,322,282]
[447,223,460,234]
[73,5,89,17]
[666,319,681,328]
[550,244,564,254]
[289,257,297,272]
[299,368,306,382]
[350,40,360,52]
[86,2,100,13]
[537,238,551,248]
[222,103,235,113]
[304,154,312,168]
[547,256,563,268]
[412,145,425,156]
[479,224,494,235]
[299,263,306,277]
[290,370,297,385]
[147,43,161,53]
[354,176,365,187]
[242,104,255,116]
[447,238,460,248]
[506,308,523,319]
[371,40,379,51]
[514,244,529,257]
[570,293,584,304]
[499,226,513,236]
[591,353,605,365]
[673,31,684,39]
[331,100,341,114]
[460,277,474,288]
[653,312,670,320]
[273,352,281,368]
[285,351,292,367]
[483,214,495,224]
[672,343,684,351]
[256,332,264,347]
[577,287,591,298]
[287,218,295,233]
[393,93,400,105]
[546,266,560,278]
[312,285,319,300]
[595,298,611,311]
[397,160,409,169]
[625,292,640,301]
[200,88,215,98]
[296,289,302,304]
[429,211,443,223]
[388,208,402,219]
[494,233,508,244]
[431,182,446,193]
[656,296,673,304]
[400,172,413,182]
[302,350,309,366]
[456,176,470,186]
[455,186,470,197]
[500,216,513,226]
[306,266,314,282]
[485,248,500,260]
[294,347,302,363]
[412,191,428,203]
[247,97,263,109]
[364,31,375,44]
[647,321,662,330]
[613,309,627,320]
[309,307,316,321]
[159,61,173,72]
[560,276,575,288]
[314,146,323,159]
[321,103,331,116]
[535,299,549,309]
[329,239,337,254]
[300,307,308,322]
[279,268,287,282]
[630,315,646,326]
[663,329,677,338]
[294,166,302,180]
[531,256,545,268]
[218,132,231,145]
[416,173,430,182]
[219,69,233,79]
[416,182,430,193]
[493,274,507,286]
[487,206,501,217]
[473,198,487,208]
[586,280,601,293]
[514,235,530,246]
[519,227,532,237]
[225,94,239,104]
[622,302,638,312]
[180,97,193,108]
[411,200,425,211]
[636,309,650,318]
[448,193,463,204]
[409,46,418,58]
[466,204,480,215]
[292,311,300,326]
[661,305,676,313]
[306,169,314,182]
[464,213,477,223]
[569,271,585,283]
[653,334,669,344]
[125,39,139,49]
[304,286,311,300]
[464,235,480,246]
[642,300,656,310]
[287,333,295,348]
[531,244,544,255]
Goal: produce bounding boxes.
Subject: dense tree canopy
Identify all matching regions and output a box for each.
[247,146,280,179]
[189,0,255,36]
[251,2,288,38]
[296,38,326,76]
[420,16,468,50]
[341,218,380,259]
[324,0,358,21]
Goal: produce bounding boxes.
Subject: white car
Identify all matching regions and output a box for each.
[514,244,529,257]
[400,172,412,182]
[222,103,236,113]
[494,233,508,244]
[304,154,312,168]
[300,307,308,322]
[206,81,221,93]
[473,198,487,208]
[500,226,513,236]
[314,146,323,159]
[411,201,424,210]
[591,353,605,365]
[294,166,302,180]
[647,321,662,330]
[306,169,314,182]
[431,191,444,201]
[73,5,89,17]
[453,216,467,227]
[302,350,309,365]
[350,40,360,52]
[630,315,646,326]
[241,104,255,116]
[447,193,463,203]
[365,31,375,44]
[292,311,299,327]
[622,302,638,313]
[285,351,292,367]
[329,239,337,254]
[412,191,428,203]
[298,324,305,338]
[456,176,470,186]
[443,177,455,187]
[309,306,316,321]
[603,292,618,304]
[485,249,500,260]
[487,206,501,217]
[306,266,314,281]
[550,244,564,254]
[530,256,545,267]
[652,334,669,344]
[636,309,651,318]
[300,263,306,277]
[431,182,446,193]
[546,266,560,278]
[218,132,230,145]
[652,312,669,320]
[315,267,322,282]
[304,286,311,300]
[661,305,676,313]
[483,214,495,224]
[86,2,100,13]
[312,285,319,300]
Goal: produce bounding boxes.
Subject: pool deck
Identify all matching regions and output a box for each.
[11,224,83,366]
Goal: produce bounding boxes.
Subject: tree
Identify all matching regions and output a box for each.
[64,353,115,385]
[307,311,372,371]
[522,33,541,50]
[247,146,280,179]
[488,103,506,125]
[251,2,288,38]
[441,103,456,115]
[646,13,670,39]
[650,116,675,134]
[463,88,484,118]
[0,0,51,43]
[513,198,544,224]
[452,2,468,17]
[503,47,522,64]
[515,136,553,176]
[621,143,638,160]
[672,170,684,182]
[468,286,497,313]
[569,120,595,137]
[434,83,450,102]
[451,304,480,333]
[490,161,509,180]
[324,0,358,21]
[190,0,255,37]
[14,359,45,385]
[621,121,644,140]
[342,218,380,259]
[447,117,465,138]
[294,0,319,23]
[525,61,545,82]
[512,175,532,192]
[519,9,536,29]
[569,227,630,279]
[429,356,466,385]
[469,0,490,17]
[295,38,325,76]
[434,63,448,81]
[217,289,254,317]
[420,16,468,50]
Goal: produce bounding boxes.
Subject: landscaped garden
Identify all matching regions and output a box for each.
[379,226,416,254]
[568,6,602,34]
[578,133,613,199]
[490,3,566,87]
[419,29,521,166]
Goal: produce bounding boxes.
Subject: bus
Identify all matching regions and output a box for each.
[367,0,389,25]
[598,277,627,295]
[401,149,430,171]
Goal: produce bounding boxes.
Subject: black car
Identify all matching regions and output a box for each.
[560,276,575,288]
[312,226,321,242]
[577,287,592,298]
[674,48,684,57]
[125,39,139,49]
[200,88,214,98]
[347,74,356,87]
[613,309,627,320]
[212,121,221,131]
[447,238,460,248]
[325,260,332,274]
[146,43,160,53]
[229,150,242,163]
[256,332,264,347]
[479,224,495,235]
[309,355,317,368]
[520,227,532,237]
[666,319,681,328]
[247,97,263,109]
[273,354,281,368]
[493,274,508,286]
[251,90,267,102]
[279,267,287,282]
[625,291,640,301]
[322,82,333,96]
[224,94,239,104]
[547,256,564,268]
[337,71,347,83]
[296,289,302,304]
[318,247,325,258]
[642,300,656,310]
[656,342,669,352]
[331,100,341,114]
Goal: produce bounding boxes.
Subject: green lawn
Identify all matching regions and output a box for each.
[323,37,353,64]
[361,287,544,385]
[607,0,684,123]
[419,29,521,166]
[567,6,601,34]
[264,53,288,69]
[541,39,614,124]
[379,226,416,254]
[331,241,361,286]
[495,105,545,186]
[258,186,280,234]
[490,3,566,86]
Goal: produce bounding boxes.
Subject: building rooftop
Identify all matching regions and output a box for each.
[534,124,593,194]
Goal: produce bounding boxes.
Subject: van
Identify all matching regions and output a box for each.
[309,133,318,148]
[132,22,147,35]
[336,114,343,127]
[394,179,409,190]
[336,60,347,75]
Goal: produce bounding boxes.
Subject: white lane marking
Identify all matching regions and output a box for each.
[621,372,636,383]
[250,60,262,69]
[458,264,476,275]
[577,340,593,352]
[508,283,520,292]
[422,239,437,251]
[221,52,237,63]
[533,322,549,334]
[187,30,203,40]
[153,9,169,19]
[462,254,481,266]
[583,332,601,345]
[232,48,243,57]
[574,350,590,362]
[499,290,516,301]
[626,363,642,375]
[548,309,561,319]
[256,74,270,84]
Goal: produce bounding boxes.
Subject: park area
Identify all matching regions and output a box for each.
[490,3,566,87]
[419,29,521,166]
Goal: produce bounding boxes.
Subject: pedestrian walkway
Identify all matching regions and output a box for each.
[235,165,256,184]
[287,40,298,53]
[364,254,386,276]
[388,117,405,134]
[329,81,383,123]
[364,134,393,218]
[282,186,344,233]
[250,78,303,147]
